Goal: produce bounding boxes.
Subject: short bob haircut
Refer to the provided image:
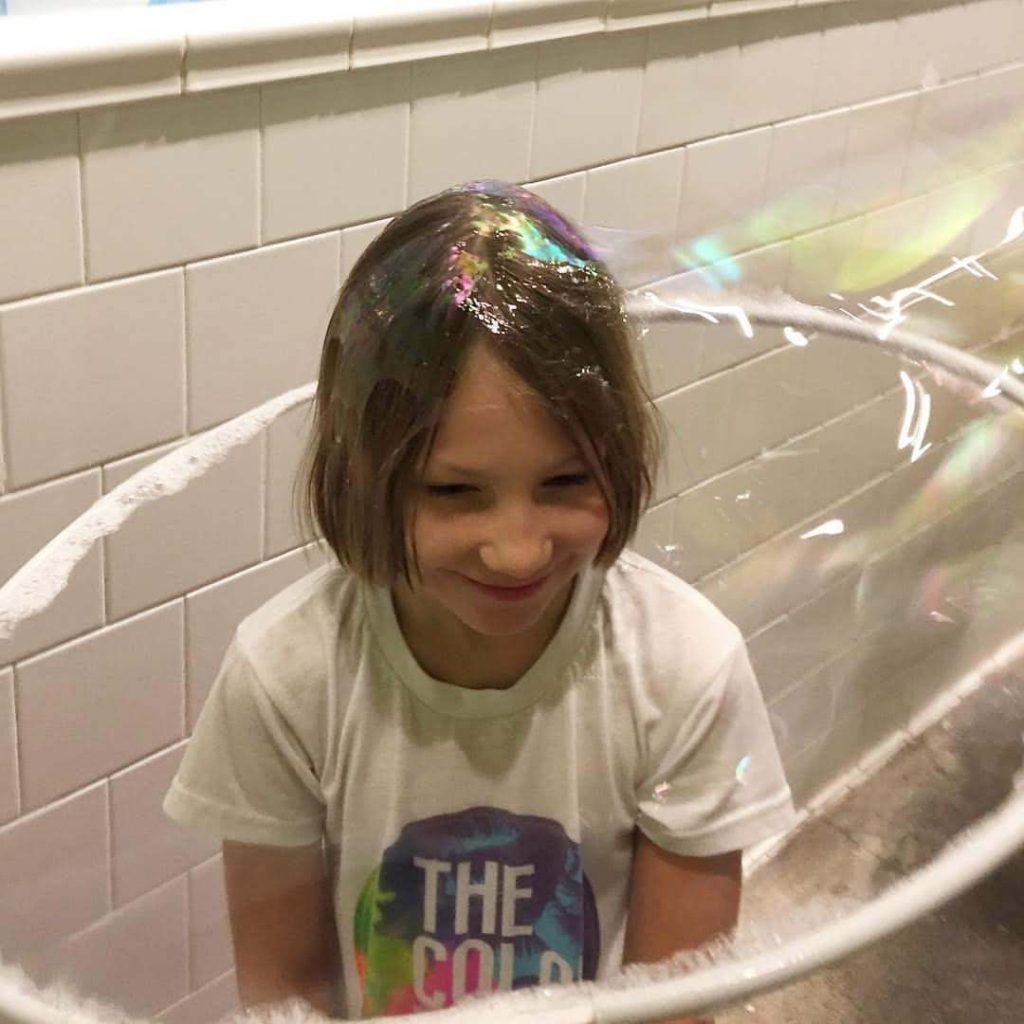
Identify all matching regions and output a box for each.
[297,180,662,587]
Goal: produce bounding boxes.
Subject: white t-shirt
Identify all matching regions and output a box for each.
[164,549,796,1019]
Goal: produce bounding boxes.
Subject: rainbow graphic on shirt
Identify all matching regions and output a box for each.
[354,806,600,1016]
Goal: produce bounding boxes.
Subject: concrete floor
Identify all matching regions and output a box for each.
[722,665,1024,1023]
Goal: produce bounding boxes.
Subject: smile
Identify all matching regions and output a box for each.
[463,575,550,601]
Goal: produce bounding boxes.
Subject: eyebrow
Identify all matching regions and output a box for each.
[430,454,586,478]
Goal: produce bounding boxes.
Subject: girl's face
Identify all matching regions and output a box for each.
[398,342,610,652]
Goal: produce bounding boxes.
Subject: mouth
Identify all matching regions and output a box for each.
[462,574,551,600]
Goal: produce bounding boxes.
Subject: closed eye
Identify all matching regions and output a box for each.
[546,474,590,487]
[423,474,590,497]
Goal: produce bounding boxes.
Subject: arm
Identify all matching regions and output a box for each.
[222,840,340,1017]
[622,830,742,1024]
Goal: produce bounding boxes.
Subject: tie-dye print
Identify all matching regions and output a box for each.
[353,806,600,1016]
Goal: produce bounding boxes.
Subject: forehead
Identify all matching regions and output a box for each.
[427,343,578,459]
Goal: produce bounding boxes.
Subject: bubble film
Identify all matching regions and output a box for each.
[2,158,1024,1024]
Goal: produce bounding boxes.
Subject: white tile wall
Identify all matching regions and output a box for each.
[815,4,901,112]
[676,126,772,255]
[103,438,262,623]
[761,107,848,241]
[184,545,323,728]
[0,782,109,953]
[892,2,969,93]
[787,216,865,303]
[971,63,1024,158]
[0,271,185,490]
[639,16,741,151]
[531,30,647,180]
[835,94,917,220]
[110,744,219,907]
[16,600,184,811]
[266,403,316,557]
[731,8,824,132]
[55,877,189,1017]
[0,668,17,824]
[902,79,981,197]
[0,113,83,304]
[409,47,537,202]
[262,66,411,243]
[80,91,260,281]
[584,149,686,285]
[0,470,104,667]
[185,231,340,432]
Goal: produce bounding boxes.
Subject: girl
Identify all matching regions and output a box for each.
[164,181,796,1022]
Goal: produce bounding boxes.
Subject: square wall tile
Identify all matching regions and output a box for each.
[639,16,741,153]
[266,400,314,557]
[531,30,647,180]
[815,2,902,112]
[676,126,772,254]
[159,972,239,1024]
[640,318,705,398]
[0,271,185,490]
[525,172,586,224]
[186,232,340,432]
[747,573,860,704]
[902,80,981,198]
[972,65,1024,162]
[731,8,825,132]
[110,744,218,907]
[585,149,686,286]
[81,90,259,281]
[185,547,323,728]
[0,783,108,954]
[891,2,971,92]
[262,66,410,243]
[103,436,262,622]
[760,108,848,243]
[787,217,866,305]
[632,498,676,567]
[409,47,536,203]
[0,113,82,303]
[671,475,746,582]
[969,163,1024,253]
[0,471,104,667]
[0,669,16,824]
[188,856,234,990]
[16,601,184,811]
[55,878,189,1018]
[835,94,917,220]
[341,217,391,281]
[654,370,734,499]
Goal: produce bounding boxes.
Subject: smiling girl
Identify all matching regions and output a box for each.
[164,181,796,1023]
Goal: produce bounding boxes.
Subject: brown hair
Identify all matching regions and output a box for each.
[296,181,662,586]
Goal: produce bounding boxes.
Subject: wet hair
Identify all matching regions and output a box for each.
[296,180,662,586]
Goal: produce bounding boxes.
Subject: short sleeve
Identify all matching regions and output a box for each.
[635,637,796,857]
[163,637,325,847]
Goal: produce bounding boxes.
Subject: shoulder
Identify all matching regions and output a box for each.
[600,549,744,685]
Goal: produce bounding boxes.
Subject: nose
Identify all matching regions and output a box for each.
[478,502,554,582]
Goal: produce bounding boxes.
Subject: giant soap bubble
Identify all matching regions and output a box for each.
[2,189,1024,1024]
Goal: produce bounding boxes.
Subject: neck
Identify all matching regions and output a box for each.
[392,580,574,690]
